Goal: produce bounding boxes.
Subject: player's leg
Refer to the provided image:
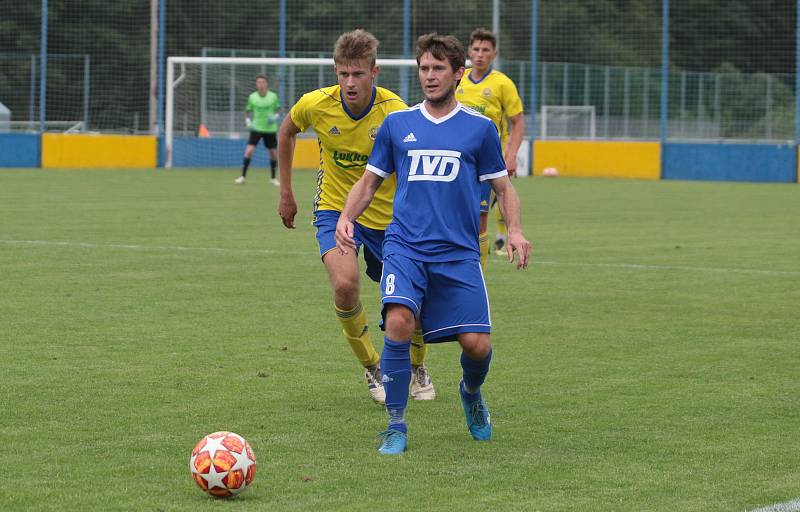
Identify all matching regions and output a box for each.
[357,224,436,401]
[323,250,384,400]
[376,254,426,454]
[458,332,493,441]
[378,303,414,454]
[266,134,279,185]
[479,182,491,270]
[237,132,261,183]
[314,212,382,403]
[422,260,492,441]
[409,326,435,400]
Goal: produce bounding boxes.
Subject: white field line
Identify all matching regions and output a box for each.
[534,260,800,277]
[750,498,800,512]
[0,239,308,256]
[2,238,800,277]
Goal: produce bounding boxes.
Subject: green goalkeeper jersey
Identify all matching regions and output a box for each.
[246,90,281,133]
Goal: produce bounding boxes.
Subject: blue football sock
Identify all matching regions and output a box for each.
[382,338,411,433]
[461,348,492,397]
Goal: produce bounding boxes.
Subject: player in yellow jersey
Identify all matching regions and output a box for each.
[277,29,436,404]
[456,28,525,269]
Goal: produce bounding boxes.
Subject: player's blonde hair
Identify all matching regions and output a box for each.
[333,29,379,68]
[415,33,466,72]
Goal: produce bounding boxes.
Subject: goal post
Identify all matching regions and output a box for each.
[540,105,597,140]
[165,56,420,168]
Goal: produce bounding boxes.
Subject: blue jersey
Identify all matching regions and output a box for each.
[366,102,507,262]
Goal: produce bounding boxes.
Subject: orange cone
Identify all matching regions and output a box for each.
[198,124,210,138]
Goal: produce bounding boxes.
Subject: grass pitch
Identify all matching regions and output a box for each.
[1,168,799,511]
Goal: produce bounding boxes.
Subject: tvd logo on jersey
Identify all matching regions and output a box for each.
[407,149,461,182]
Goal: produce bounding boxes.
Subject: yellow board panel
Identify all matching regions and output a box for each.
[42,134,157,169]
[533,141,661,180]
[292,138,321,169]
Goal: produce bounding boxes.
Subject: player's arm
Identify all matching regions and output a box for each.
[491,176,530,268]
[504,112,525,177]
[335,171,384,255]
[490,175,531,269]
[245,97,254,128]
[276,115,302,229]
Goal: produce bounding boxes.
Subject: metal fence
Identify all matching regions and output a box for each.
[0,0,796,142]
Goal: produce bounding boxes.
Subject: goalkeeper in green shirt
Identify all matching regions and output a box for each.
[236,74,282,185]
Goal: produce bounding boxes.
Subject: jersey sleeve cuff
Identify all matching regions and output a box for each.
[479,169,508,181]
[366,163,391,178]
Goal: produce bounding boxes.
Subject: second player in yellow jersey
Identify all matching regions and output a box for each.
[289,84,402,230]
[456,28,526,267]
[277,29,436,405]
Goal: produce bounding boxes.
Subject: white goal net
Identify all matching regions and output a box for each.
[540,105,596,140]
[165,57,424,168]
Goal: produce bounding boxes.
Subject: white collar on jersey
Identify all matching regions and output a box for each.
[420,100,463,125]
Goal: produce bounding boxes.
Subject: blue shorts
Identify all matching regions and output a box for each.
[380,253,491,343]
[480,182,491,213]
[313,210,385,282]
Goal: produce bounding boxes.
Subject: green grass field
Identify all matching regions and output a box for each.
[1,168,799,511]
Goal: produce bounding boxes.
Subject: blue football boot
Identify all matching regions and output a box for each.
[377,428,407,455]
[459,381,492,441]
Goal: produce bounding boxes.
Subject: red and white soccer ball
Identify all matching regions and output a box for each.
[542,167,559,177]
[189,431,256,498]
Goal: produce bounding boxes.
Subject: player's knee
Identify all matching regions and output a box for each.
[459,333,491,360]
[385,304,415,340]
[329,272,358,305]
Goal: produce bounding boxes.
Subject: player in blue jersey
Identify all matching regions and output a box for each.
[335,33,531,454]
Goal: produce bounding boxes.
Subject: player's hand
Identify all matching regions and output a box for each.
[505,154,518,178]
[245,117,253,128]
[278,195,297,229]
[334,216,356,255]
[506,230,531,269]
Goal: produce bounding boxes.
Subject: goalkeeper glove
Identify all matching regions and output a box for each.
[245,117,253,128]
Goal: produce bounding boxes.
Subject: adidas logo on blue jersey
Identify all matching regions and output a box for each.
[403,132,417,143]
[328,126,340,136]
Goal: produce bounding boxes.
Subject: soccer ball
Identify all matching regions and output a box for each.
[542,167,559,177]
[189,431,256,498]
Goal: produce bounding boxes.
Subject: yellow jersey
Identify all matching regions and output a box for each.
[456,68,523,148]
[290,85,406,230]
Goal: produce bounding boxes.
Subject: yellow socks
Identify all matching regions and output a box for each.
[410,329,427,367]
[479,231,489,271]
[335,302,380,367]
[495,207,508,238]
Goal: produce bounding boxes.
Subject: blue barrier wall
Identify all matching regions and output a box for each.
[172,137,270,168]
[662,143,797,183]
[0,134,41,167]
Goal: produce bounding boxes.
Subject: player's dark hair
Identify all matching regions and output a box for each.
[469,27,497,49]
[333,29,379,68]
[255,73,267,81]
[415,33,466,72]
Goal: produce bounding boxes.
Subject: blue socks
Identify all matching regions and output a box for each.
[382,338,411,433]
[381,341,492,433]
[461,348,492,398]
